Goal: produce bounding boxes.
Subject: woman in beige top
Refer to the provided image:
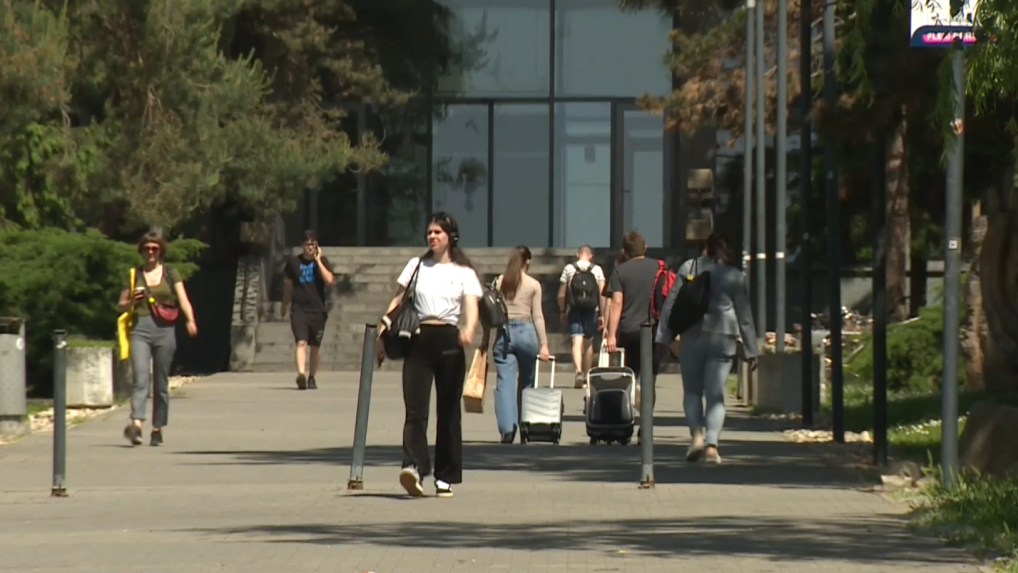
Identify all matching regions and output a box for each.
[492,246,550,443]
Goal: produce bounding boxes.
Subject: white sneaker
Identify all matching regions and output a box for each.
[704,448,722,464]
[435,479,453,498]
[574,371,586,388]
[685,432,706,462]
[399,466,425,497]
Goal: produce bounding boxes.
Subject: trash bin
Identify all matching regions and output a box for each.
[0,317,28,437]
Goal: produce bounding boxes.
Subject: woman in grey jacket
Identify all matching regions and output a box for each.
[655,234,758,464]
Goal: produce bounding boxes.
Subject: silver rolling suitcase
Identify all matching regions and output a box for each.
[519,357,563,445]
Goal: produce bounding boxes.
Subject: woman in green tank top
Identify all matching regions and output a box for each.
[116,231,198,447]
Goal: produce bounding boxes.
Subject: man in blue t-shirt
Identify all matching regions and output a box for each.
[281,230,335,390]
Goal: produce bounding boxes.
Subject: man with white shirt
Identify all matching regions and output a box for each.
[557,245,606,387]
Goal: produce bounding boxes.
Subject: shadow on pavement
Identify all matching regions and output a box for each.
[560,413,771,432]
[174,437,870,488]
[189,514,967,566]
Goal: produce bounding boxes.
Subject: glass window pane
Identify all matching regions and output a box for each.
[354,1,436,92]
[553,102,611,248]
[432,104,490,247]
[621,109,666,247]
[367,104,430,246]
[436,0,551,97]
[555,0,671,97]
[492,105,550,247]
[317,175,359,246]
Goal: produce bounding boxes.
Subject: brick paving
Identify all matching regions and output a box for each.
[0,372,980,573]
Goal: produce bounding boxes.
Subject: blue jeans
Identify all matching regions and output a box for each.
[678,330,737,446]
[492,320,540,435]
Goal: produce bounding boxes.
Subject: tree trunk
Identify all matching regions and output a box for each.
[963,202,987,390]
[885,111,910,322]
[909,252,927,317]
[981,164,1018,392]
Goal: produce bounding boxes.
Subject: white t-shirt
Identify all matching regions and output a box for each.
[397,257,483,326]
[559,260,606,285]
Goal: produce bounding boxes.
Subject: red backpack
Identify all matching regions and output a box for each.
[650,259,676,321]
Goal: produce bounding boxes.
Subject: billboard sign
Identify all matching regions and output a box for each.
[910,0,980,48]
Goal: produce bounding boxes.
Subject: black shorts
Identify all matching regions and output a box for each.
[290,311,327,347]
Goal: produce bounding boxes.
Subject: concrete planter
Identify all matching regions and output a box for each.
[66,345,115,409]
[754,352,822,416]
[0,320,28,437]
[114,350,134,401]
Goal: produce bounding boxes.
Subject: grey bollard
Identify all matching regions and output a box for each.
[347,323,378,490]
[0,318,28,438]
[639,320,656,489]
[52,330,68,497]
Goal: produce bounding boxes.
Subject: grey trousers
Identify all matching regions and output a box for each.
[678,330,737,446]
[129,316,177,427]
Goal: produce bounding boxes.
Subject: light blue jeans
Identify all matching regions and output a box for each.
[678,330,737,446]
[492,320,540,435]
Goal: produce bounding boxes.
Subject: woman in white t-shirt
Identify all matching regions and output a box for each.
[379,212,482,498]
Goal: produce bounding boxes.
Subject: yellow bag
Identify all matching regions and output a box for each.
[116,268,135,361]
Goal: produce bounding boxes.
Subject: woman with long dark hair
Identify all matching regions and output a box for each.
[379,212,482,498]
[655,233,757,464]
[492,246,550,443]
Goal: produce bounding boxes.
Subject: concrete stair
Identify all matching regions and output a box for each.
[250,247,685,373]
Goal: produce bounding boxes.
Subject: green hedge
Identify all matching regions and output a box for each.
[845,303,966,392]
[0,228,204,396]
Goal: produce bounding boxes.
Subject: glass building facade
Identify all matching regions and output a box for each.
[285,0,715,250]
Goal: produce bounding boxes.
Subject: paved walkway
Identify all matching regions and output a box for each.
[0,372,979,573]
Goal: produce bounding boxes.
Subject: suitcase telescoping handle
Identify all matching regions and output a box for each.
[534,356,557,389]
[598,342,625,368]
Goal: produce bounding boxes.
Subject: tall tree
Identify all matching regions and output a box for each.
[2,0,419,232]
[630,0,950,323]
[956,0,1018,392]
[0,1,98,230]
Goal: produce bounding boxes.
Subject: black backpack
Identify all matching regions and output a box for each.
[567,263,600,311]
[666,258,712,335]
[480,277,509,330]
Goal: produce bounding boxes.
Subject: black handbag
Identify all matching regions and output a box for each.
[480,276,509,330]
[666,258,712,336]
[380,258,423,360]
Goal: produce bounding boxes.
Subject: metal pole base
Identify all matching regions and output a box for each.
[348,324,379,490]
[50,486,68,498]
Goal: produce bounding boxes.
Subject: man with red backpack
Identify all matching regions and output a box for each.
[604,232,671,387]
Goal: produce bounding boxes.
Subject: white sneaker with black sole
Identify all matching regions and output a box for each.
[399,466,425,497]
[435,479,453,498]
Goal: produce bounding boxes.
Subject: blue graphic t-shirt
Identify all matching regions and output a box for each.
[285,254,333,313]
